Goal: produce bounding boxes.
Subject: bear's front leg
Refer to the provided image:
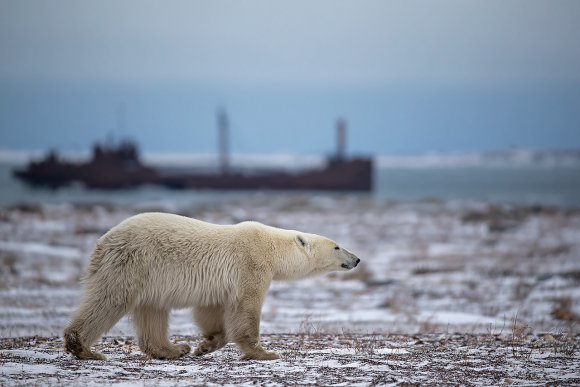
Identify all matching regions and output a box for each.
[226,294,279,361]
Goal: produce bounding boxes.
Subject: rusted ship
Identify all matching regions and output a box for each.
[13,113,373,191]
[13,141,159,189]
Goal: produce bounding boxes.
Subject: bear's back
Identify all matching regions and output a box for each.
[92,213,245,307]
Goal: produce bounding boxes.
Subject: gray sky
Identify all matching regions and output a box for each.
[2,0,579,86]
[1,1,579,154]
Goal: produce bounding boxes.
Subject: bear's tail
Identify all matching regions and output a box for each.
[82,240,107,282]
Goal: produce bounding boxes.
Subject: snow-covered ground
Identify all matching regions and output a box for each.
[1,333,578,385]
[0,195,579,385]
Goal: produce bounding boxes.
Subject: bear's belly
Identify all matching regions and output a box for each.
[136,270,238,309]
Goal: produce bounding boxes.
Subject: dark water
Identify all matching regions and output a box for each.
[1,162,579,208]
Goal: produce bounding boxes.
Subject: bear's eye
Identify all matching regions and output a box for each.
[334,246,340,250]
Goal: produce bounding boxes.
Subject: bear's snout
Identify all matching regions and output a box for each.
[340,252,361,270]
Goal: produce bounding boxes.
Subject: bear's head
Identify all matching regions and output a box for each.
[291,232,360,278]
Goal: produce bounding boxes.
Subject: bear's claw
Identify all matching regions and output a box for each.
[193,342,214,356]
[194,334,227,356]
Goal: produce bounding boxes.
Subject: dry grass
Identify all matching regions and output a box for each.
[510,312,534,360]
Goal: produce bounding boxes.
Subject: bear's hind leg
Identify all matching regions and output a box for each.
[132,306,190,359]
[193,305,228,356]
[64,300,129,360]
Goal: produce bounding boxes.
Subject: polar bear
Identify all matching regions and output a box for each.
[64,212,360,361]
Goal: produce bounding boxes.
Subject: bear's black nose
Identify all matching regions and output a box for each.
[355,258,361,266]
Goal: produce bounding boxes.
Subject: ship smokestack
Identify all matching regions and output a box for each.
[336,118,346,161]
[217,108,229,175]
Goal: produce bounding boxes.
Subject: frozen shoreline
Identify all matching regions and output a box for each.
[1,195,579,384]
[1,195,579,337]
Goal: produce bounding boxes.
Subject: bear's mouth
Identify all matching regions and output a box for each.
[341,258,361,270]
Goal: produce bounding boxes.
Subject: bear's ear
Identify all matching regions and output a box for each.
[296,234,308,248]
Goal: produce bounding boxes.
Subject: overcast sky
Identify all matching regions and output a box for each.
[2,0,580,86]
[1,0,579,154]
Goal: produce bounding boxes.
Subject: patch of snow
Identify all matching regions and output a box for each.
[0,241,81,259]
[417,311,499,325]
[1,362,58,375]
[0,349,60,360]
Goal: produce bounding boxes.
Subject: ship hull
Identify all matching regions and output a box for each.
[161,159,372,191]
[15,158,373,191]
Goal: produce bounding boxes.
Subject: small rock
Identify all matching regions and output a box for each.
[542,334,555,342]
